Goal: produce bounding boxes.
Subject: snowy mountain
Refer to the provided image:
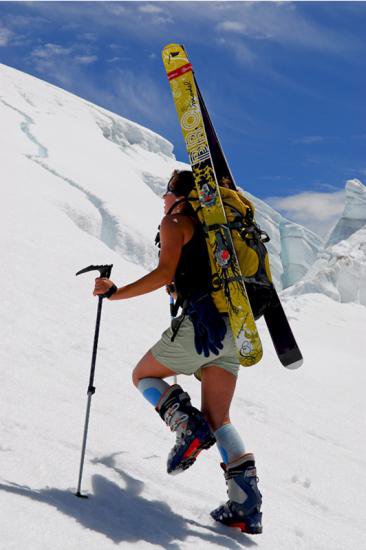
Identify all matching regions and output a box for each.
[0,62,322,290]
[1,62,366,550]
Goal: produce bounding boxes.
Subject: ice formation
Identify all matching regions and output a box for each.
[285,179,366,305]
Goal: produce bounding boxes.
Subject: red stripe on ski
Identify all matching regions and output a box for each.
[167,63,192,81]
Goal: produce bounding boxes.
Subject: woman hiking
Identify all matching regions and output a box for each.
[93,169,263,535]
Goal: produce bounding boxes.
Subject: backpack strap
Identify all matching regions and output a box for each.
[166,198,189,216]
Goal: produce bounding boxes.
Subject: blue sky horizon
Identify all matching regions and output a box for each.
[1,1,365,236]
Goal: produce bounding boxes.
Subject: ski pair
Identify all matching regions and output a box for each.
[162,43,303,370]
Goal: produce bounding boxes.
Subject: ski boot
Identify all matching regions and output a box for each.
[156,384,216,475]
[211,454,263,534]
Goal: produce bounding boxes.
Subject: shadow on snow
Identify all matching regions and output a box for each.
[0,452,257,549]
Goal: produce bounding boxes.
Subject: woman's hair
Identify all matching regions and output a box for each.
[166,170,196,216]
[168,170,233,195]
[167,170,195,197]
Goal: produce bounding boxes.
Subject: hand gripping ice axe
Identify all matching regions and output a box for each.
[75,264,113,498]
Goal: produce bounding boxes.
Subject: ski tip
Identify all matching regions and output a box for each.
[162,43,183,50]
[162,43,185,59]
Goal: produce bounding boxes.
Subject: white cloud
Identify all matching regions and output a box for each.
[220,38,258,65]
[0,26,12,46]
[217,20,246,33]
[112,68,168,124]
[266,189,345,236]
[104,4,126,16]
[293,136,327,145]
[28,42,99,79]
[292,136,340,145]
[28,43,74,81]
[138,4,164,15]
[32,43,72,59]
[75,55,98,65]
[13,1,356,55]
[211,2,352,52]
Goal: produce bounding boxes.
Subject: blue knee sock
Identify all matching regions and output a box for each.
[214,423,246,465]
[137,377,170,407]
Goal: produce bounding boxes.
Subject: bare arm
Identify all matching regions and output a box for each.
[93,215,184,300]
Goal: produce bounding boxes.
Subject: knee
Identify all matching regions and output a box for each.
[132,366,140,388]
[132,354,146,387]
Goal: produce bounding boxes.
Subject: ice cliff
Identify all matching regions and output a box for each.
[325,179,366,247]
[1,62,322,290]
[285,179,366,305]
[243,191,323,289]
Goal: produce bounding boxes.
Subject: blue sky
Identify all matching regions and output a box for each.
[1,1,365,236]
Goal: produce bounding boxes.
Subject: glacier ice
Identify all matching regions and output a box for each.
[325,179,366,248]
[284,180,366,305]
[243,191,323,289]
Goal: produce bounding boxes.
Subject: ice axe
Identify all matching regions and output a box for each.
[75,264,113,498]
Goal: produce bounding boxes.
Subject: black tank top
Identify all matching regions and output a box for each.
[174,218,211,303]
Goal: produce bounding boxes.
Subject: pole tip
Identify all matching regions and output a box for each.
[75,491,89,499]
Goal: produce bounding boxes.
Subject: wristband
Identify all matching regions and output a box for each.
[101,283,118,299]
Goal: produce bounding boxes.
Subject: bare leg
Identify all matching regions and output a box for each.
[201,366,246,465]
[132,352,216,474]
[200,366,237,431]
[132,350,177,387]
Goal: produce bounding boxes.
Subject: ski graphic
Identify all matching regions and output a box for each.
[162,43,262,367]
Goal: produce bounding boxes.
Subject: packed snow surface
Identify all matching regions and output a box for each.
[1,62,366,549]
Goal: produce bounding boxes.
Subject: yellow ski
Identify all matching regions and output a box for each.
[162,43,262,366]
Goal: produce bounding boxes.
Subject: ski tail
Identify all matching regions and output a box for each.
[264,290,303,369]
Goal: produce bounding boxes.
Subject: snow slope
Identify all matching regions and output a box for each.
[1,62,366,549]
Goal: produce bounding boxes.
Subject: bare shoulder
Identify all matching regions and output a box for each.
[160,214,195,244]
[161,213,193,229]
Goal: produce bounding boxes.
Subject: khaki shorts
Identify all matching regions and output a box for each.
[150,315,240,378]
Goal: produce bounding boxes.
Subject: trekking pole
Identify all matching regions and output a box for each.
[168,284,178,385]
[75,264,113,498]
